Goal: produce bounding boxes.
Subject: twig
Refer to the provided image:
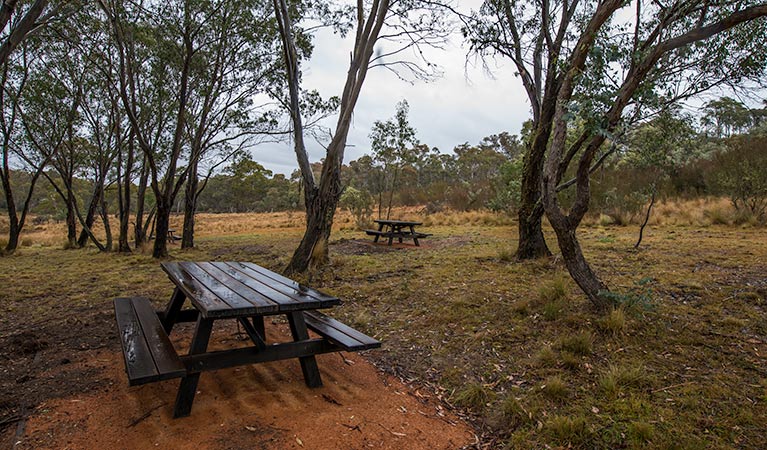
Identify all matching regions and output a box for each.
[0,416,21,429]
[652,381,694,393]
[341,423,361,432]
[127,403,166,428]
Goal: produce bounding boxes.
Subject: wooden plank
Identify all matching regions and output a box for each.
[304,311,381,350]
[196,262,281,311]
[161,262,231,317]
[178,261,276,316]
[236,262,340,305]
[130,297,186,380]
[113,298,159,386]
[209,262,306,311]
[180,339,337,374]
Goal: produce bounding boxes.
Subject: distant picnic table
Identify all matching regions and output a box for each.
[365,219,431,246]
[113,261,380,418]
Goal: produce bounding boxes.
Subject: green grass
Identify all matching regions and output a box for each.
[2,220,767,448]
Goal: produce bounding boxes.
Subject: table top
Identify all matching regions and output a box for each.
[374,219,423,226]
[161,261,341,318]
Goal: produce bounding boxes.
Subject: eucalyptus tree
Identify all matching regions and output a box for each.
[0,44,49,252]
[467,1,767,268]
[180,0,285,249]
[18,32,89,249]
[369,99,420,219]
[527,1,767,308]
[0,1,74,253]
[101,0,205,257]
[274,0,451,274]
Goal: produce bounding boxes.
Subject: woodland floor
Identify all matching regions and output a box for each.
[1,209,766,449]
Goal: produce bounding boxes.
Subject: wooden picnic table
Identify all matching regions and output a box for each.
[113,261,380,418]
[365,219,430,246]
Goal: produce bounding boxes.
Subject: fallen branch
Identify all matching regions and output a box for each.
[127,403,165,428]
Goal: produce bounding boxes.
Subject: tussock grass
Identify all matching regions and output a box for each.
[599,364,651,399]
[452,383,495,410]
[543,415,592,447]
[557,331,593,356]
[597,307,627,335]
[540,376,569,402]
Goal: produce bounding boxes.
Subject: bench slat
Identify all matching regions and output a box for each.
[114,298,158,385]
[303,311,381,351]
[131,297,186,380]
[114,297,185,386]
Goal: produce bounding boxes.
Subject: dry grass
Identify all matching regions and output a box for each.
[2,203,767,448]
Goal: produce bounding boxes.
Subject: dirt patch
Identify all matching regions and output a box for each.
[6,320,474,450]
[331,238,433,255]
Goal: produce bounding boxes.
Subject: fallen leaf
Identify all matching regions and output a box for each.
[296,437,304,447]
[245,426,257,432]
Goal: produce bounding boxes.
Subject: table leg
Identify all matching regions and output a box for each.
[410,225,419,246]
[163,287,186,334]
[173,316,214,418]
[387,225,394,246]
[287,312,322,388]
[374,222,384,243]
[252,316,266,342]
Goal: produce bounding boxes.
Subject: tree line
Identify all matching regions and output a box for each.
[1,0,767,308]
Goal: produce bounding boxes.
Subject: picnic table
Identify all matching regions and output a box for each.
[365,219,431,246]
[113,261,380,418]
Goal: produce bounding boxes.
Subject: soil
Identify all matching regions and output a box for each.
[1,318,474,450]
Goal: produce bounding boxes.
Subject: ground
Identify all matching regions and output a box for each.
[1,204,766,449]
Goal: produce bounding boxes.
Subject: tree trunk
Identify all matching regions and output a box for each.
[549,219,610,309]
[285,185,340,275]
[516,167,551,259]
[152,197,170,258]
[5,212,19,252]
[134,155,148,247]
[181,160,198,249]
[117,129,133,253]
[516,108,554,260]
[65,191,77,248]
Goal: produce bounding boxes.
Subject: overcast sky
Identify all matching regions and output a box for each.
[252,3,532,176]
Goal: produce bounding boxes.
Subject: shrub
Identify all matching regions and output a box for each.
[339,187,374,229]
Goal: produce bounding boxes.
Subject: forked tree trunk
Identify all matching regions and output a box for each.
[65,193,77,248]
[77,184,101,247]
[5,215,19,252]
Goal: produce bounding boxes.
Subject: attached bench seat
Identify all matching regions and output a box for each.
[303,311,381,351]
[114,297,186,386]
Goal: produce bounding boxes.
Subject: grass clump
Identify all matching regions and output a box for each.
[539,275,568,303]
[597,307,627,336]
[540,376,569,402]
[535,345,558,367]
[497,247,515,262]
[543,415,592,447]
[452,382,496,410]
[627,421,654,445]
[558,331,593,356]
[491,396,534,431]
[599,364,650,399]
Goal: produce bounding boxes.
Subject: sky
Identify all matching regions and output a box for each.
[251,3,532,176]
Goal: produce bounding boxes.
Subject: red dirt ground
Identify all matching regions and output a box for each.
[8,320,474,450]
